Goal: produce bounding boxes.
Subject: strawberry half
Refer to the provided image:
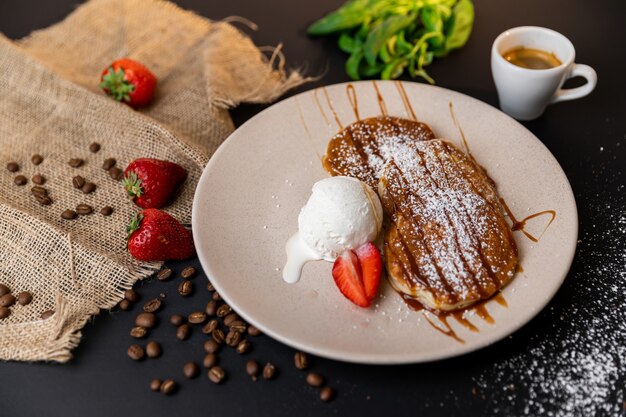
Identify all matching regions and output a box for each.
[127,208,195,261]
[331,242,382,308]
[123,158,187,209]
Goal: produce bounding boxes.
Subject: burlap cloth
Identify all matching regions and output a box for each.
[0,0,306,362]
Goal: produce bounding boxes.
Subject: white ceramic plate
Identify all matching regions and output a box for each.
[192,81,577,364]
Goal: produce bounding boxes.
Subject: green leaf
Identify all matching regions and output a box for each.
[381,58,408,80]
[420,6,444,49]
[346,48,364,80]
[308,0,381,35]
[363,13,416,66]
[443,0,474,52]
[338,32,361,53]
[379,42,392,64]
[361,60,386,77]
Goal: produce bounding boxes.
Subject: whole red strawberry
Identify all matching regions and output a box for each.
[99,58,157,108]
[123,158,187,209]
[127,209,195,261]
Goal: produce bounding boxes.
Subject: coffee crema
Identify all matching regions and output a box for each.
[502,47,561,70]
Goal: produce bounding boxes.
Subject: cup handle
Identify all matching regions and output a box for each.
[551,64,597,103]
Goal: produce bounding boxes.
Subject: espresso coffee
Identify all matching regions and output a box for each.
[502,47,561,69]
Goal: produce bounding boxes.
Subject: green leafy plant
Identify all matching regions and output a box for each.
[308,0,474,83]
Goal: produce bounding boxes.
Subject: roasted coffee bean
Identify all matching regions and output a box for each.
[31,186,48,197]
[0,284,10,296]
[180,266,196,279]
[143,298,162,313]
[124,289,139,302]
[216,303,231,318]
[31,154,43,165]
[177,281,193,297]
[0,306,10,319]
[247,325,261,337]
[118,299,131,311]
[169,314,184,326]
[0,294,16,307]
[89,142,101,153]
[160,379,176,395]
[183,362,200,379]
[202,319,218,334]
[61,209,77,220]
[157,267,172,281]
[17,291,33,306]
[72,175,85,189]
[75,204,93,215]
[81,182,96,194]
[6,161,19,172]
[203,339,220,354]
[130,326,148,339]
[188,311,207,325]
[14,175,27,186]
[31,174,45,185]
[102,158,116,170]
[150,379,162,392]
[229,321,247,333]
[206,282,215,292]
[127,344,145,361]
[236,339,251,355]
[294,351,309,370]
[135,312,157,328]
[176,324,190,341]
[306,372,324,387]
[100,206,113,216]
[109,167,123,181]
[223,313,239,327]
[205,300,218,316]
[40,310,55,319]
[146,341,162,358]
[225,330,241,347]
[34,194,52,206]
[208,366,225,384]
[203,353,218,368]
[320,387,335,402]
[263,363,276,380]
[212,292,222,301]
[212,328,225,344]
[246,360,260,381]
[68,158,84,168]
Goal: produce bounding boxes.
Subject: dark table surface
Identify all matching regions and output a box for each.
[1,1,625,416]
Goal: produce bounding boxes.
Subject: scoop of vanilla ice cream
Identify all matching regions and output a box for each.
[298,176,383,261]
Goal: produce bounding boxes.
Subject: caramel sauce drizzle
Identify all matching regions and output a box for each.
[500,198,556,243]
[294,95,323,161]
[448,101,473,158]
[394,80,417,121]
[371,80,388,116]
[346,83,360,121]
[424,312,465,343]
[312,88,329,125]
[322,87,343,129]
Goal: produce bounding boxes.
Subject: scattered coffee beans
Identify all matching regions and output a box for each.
[225,330,241,347]
[320,386,335,402]
[146,341,162,358]
[127,344,145,361]
[130,326,148,339]
[109,167,123,181]
[212,328,225,344]
[236,339,251,355]
[212,292,222,301]
[72,175,85,189]
[203,339,220,354]
[203,353,218,368]
[180,266,196,279]
[124,289,139,302]
[31,174,45,185]
[208,366,225,384]
[34,194,52,206]
[183,362,200,379]
[223,313,239,327]
[246,360,260,381]
[81,182,96,194]
[75,204,93,215]
[0,284,10,296]
[202,319,218,335]
[229,321,247,334]
[206,282,215,292]
[100,206,113,216]
[102,158,116,170]
[263,363,276,380]
[306,372,324,388]
[188,311,206,325]
[31,154,43,165]
[177,281,193,297]
[0,306,10,319]
[294,351,309,370]
[216,303,231,318]
[135,312,157,328]
[61,209,77,220]
[176,324,190,341]
[6,161,19,172]
[0,294,16,307]
[160,379,176,395]
[68,158,84,168]
[169,314,184,326]
[247,325,261,337]
[205,300,218,316]
[14,175,27,186]
[150,379,162,392]
[17,291,33,306]
[157,267,173,281]
[40,310,55,319]
[89,142,101,153]
[119,299,131,311]
[143,298,162,313]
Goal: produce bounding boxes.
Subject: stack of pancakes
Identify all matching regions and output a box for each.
[323,116,518,312]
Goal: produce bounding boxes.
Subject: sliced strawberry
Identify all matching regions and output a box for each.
[355,242,382,302]
[332,250,369,308]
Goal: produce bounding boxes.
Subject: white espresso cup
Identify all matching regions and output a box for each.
[491,26,597,121]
